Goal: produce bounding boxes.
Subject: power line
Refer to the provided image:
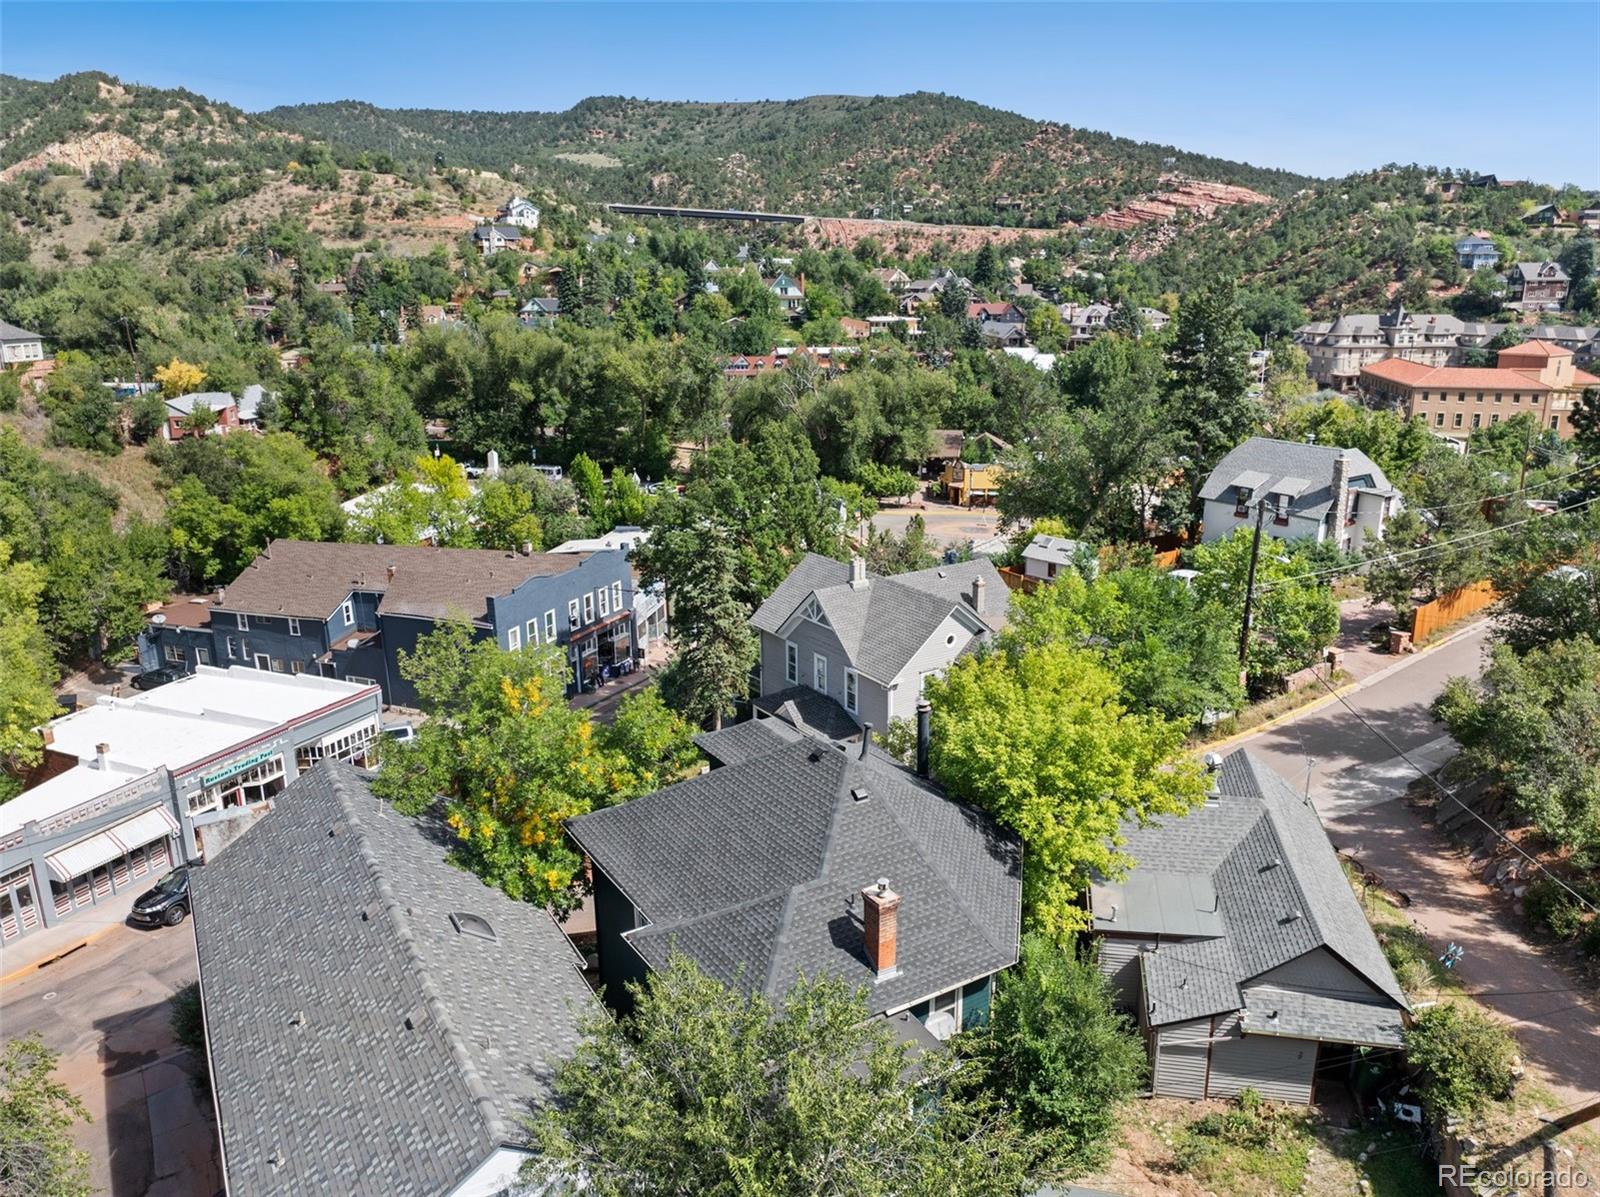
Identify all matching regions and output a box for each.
[1251,493,1599,593]
[1309,670,1597,915]
[1415,461,1600,515]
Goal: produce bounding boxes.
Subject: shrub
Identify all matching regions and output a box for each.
[1403,1003,1517,1121]
[1525,877,1586,940]
[1172,1089,1311,1195]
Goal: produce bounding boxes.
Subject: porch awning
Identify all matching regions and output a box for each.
[45,832,125,882]
[107,806,180,852]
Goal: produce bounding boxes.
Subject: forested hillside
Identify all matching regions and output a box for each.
[264,91,1314,224]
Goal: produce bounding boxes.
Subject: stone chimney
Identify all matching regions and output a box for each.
[916,699,931,778]
[849,555,869,590]
[1331,449,1354,528]
[862,879,901,978]
[970,575,987,614]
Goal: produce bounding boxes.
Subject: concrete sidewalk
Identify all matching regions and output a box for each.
[0,887,144,983]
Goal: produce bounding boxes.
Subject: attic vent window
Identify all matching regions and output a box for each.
[449,912,498,942]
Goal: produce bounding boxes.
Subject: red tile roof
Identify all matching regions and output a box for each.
[1360,360,1563,392]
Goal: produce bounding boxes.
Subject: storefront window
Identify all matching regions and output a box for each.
[194,754,287,813]
[296,721,379,770]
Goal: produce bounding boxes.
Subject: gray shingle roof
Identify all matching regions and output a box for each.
[0,318,42,343]
[752,685,862,740]
[218,539,589,622]
[1199,437,1394,519]
[694,715,803,766]
[191,763,591,1197]
[751,554,1009,684]
[567,736,1022,1016]
[1021,534,1086,568]
[1092,750,1406,1039]
[1515,261,1569,283]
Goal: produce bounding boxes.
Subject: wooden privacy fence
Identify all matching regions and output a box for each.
[1411,579,1498,644]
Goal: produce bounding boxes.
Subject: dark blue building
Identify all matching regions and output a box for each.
[142,540,637,707]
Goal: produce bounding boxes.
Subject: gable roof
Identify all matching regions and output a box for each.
[567,735,1022,1015]
[1515,261,1569,282]
[1361,358,1599,392]
[750,554,1009,683]
[166,384,266,422]
[1090,750,1407,1038]
[1199,437,1395,518]
[218,539,588,622]
[0,318,42,343]
[192,763,590,1197]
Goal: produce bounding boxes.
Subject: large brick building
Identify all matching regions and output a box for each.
[1359,340,1598,440]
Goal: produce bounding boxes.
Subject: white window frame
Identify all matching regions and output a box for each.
[526,618,539,647]
[568,598,580,627]
[612,580,624,610]
[812,653,828,694]
[290,660,304,674]
[226,637,237,660]
[341,599,355,626]
[287,617,301,637]
[844,669,858,714]
[195,646,210,666]
[236,612,249,632]
[583,592,596,624]
[345,674,377,686]
[164,644,184,664]
[545,609,557,642]
[599,586,610,618]
[508,625,522,652]
[269,658,284,673]
[785,640,799,684]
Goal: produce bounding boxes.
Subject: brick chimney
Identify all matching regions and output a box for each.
[862,879,901,978]
[386,564,397,582]
[970,575,986,614]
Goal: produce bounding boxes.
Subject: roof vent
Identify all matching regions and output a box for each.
[360,900,382,922]
[1260,857,1282,872]
[404,1004,429,1030]
[449,912,497,942]
[288,1010,307,1028]
[330,822,347,838]
[267,1150,286,1171]
[1283,908,1303,923]
[850,786,871,803]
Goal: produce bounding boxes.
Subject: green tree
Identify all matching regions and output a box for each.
[642,517,759,729]
[966,935,1146,1178]
[1403,1003,1517,1122]
[0,1034,93,1197]
[568,452,606,522]
[863,514,939,576]
[926,640,1206,939]
[40,352,121,454]
[522,955,1034,1197]
[370,625,615,911]
[0,545,59,795]
[473,477,543,552]
[1189,529,1339,690]
[1166,281,1260,535]
[1434,638,1600,865]
[596,686,699,802]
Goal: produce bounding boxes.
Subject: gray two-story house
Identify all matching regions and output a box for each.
[142,540,636,706]
[749,554,1010,737]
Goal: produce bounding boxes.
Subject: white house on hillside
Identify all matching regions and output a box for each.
[1199,437,1401,554]
[497,195,541,229]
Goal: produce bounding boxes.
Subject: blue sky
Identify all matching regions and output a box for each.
[4,2,1597,185]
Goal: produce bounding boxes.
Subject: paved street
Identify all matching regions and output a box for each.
[870,499,1001,548]
[1233,621,1600,1109]
[1,921,219,1197]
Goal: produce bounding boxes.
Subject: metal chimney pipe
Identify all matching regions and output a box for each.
[915,700,931,777]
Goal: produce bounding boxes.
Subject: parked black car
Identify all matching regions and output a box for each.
[129,869,191,927]
[132,666,182,691]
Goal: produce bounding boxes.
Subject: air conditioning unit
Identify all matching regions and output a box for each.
[924,1010,958,1041]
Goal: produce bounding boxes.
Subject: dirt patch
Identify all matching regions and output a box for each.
[1,130,151,182]
[1088,175,1273,230]
[553,150,622,168]
[806,214,1061,256]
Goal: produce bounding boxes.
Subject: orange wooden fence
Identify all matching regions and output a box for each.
[1411,579,1498,645]
[997,566,1041,594]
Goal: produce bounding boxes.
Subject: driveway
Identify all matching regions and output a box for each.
[1,921,220,1197]
[1233,620,1600,1109]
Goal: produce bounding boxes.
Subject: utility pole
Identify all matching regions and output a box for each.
[1516,418,1534,493]
[1238,498,1268,676]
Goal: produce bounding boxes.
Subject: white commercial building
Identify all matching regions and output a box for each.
[0,667,381,947]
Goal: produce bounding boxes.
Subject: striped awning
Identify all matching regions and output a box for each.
[44,807,179,883]
[45,832,124,882]
[108,806,179,853]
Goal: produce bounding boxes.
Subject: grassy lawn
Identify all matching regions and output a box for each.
[1193,669,1351,747]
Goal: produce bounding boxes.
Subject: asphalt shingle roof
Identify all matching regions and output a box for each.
[191,763,591,1197]
[1199,437,1394,519]
[0,318,42,343]
[218,539,588,622]
[568,736,1021,1016]
[751,553,1009,684]
[1093,750,1407,1041]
